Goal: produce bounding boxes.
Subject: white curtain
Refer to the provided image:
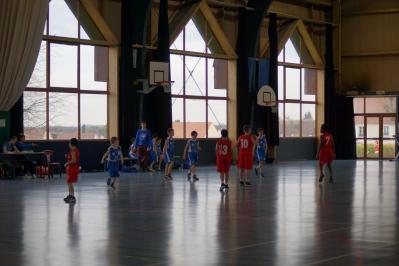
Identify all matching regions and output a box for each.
[0,0,48,111]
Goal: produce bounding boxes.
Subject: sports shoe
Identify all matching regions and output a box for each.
[329,177,334,184]
[260,174,265,178]
[193,175,199,181]
[187,173,191,181]
[168,174,173,180]
[111,182,115,188]
[240,180,244,186]
[219,183,225,192]
[224,184,229,190]
[254,167,259,177]
[245,181,252,187]
[63,195,76,203]
[319,175,325,183]
[107,178,111,186]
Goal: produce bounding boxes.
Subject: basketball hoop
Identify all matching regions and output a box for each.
[155,80,174,93]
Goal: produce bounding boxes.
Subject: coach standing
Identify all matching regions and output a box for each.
[134,121,152,171]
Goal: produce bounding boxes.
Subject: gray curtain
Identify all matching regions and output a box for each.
[0,0,48,111]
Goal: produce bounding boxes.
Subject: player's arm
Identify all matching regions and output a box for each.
[67,150,76,166]
[162,139,169,154]
[197,142,201,151]
[182,141,189,160]
[101,148,110,164]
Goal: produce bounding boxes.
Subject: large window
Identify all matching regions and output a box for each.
[24,0,108,140]
[170,13,228,138]
[278,30,317,138]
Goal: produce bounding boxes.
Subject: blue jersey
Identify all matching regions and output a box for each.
[164,137,175,164]
[187,139,199,153]
[16,141,33,151]
[108,145,122,162]
[257,135,267,151]
[156,142,162,155]
[3,141,16,152]
[135,129,152,148]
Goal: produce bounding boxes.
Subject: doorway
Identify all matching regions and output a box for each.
[354,97,397,159]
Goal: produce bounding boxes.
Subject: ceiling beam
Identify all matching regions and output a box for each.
[80,0,119,45]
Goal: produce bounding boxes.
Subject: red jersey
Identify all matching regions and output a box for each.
[216,138,232,158]
[238,134,255,153]
[67,148,80,183]
[320,133,334,151]
[67,148,80,167]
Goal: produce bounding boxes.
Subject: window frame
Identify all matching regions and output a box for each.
[24,4,109,141]
[170,19,229,139]
[278,63,317,138]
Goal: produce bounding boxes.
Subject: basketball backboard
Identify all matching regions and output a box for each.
[149,61,169,85]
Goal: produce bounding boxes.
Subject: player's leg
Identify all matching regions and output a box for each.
[319,162,325,183]
[327,163,334,183]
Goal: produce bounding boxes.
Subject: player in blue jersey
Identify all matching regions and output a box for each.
[183,131,201,181]
[101,137,124,188]
[255,128,267,178]
[163,128,175,180]
[149,133,161,172]
[134,121,152,171]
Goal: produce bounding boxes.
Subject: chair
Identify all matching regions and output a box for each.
[42,150,62,178]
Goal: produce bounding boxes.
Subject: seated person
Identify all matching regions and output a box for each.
[128,137,139,170]
[16,134,37,151]
[3,136,35,178]
[2,136,20,178]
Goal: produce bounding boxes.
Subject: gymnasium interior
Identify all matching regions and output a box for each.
[1,0,399,265]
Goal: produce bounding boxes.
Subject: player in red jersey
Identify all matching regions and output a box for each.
[216,129,233,192]
[316,124,335,184]
[237,125,257,187]
[64,138,80,203]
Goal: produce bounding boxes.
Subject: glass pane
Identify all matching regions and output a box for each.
[79,2,104,40]
[208,59,227,97]
[184,19,206,53]
[278,48,284,62]
[366,117,379,138]
[170,54,184,96]
[302,104,315,137]
[279,103,284,137]
[50,43,78,88]
[284,38,300,64]
[208,100,227,138]
[185,56,206,96]
[80,45,108,91]
[301,68,316,101]
[383,117,396,138]
[383,139,396,159]
[356,139,364,158]
[354,98,364,114]
[354,116,365,138]
[27,41,47,88]
[185,99,206,138]
[49,93,78,139]
[366,139,380,158]
[365,97,396,114]
[80,94,107,139]
[171,98,184,138]
[285,68,300,100]
[278,66,284,100]
[170,30,183,50]
[285,103,300,137]
[49,0,78,38]
[23,92,47,140]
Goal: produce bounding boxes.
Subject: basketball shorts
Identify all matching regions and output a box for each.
[66,166,79,183]
[237,151,253,170]
[256,148,266,162]
[107,161,120,178]
[217,156,231,173]
[188,152,198,166]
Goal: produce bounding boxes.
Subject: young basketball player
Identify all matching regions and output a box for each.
[316,124,335,184]
[216,129,232,192]
[64,138,80,203]
[101,137,124,188]
[237,125,257,187]
[255,128,267,177]
[149,133,160,172]
[163,128,175,180]
[134,121,152,171]
[183,131,201,181]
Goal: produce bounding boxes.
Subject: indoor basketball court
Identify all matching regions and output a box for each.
[0,0,398,265]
